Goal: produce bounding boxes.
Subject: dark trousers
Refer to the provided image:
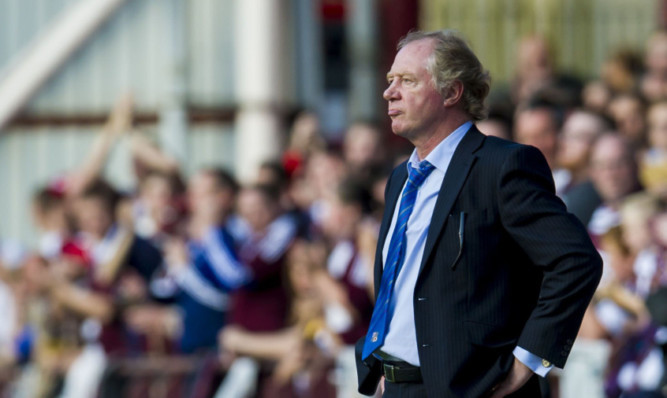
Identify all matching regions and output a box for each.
[382,375,541,398]
[383,381,428,398]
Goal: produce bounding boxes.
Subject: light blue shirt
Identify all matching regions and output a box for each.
[380,121,552,377]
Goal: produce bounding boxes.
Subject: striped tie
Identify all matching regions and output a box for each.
[362,160,435,360]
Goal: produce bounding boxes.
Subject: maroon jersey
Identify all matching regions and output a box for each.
[230,215,297,332]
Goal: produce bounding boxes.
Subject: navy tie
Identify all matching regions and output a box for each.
[362,160,436,360]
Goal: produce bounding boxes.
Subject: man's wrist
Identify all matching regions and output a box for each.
[512,346,553,377]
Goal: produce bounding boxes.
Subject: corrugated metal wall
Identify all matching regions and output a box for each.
[0,0,238,114]
[0,0,80,68]
[420,0,658,84]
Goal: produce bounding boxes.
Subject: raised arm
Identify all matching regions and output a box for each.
[66,94,134,196]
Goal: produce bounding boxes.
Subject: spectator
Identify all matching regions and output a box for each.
[477,110,512,141]
[511,35,582,109]
[583,80,613,115]
[282,111,326,179]
[31,186,71,260]
[130,171,186,246]
[514,103,571,195]
[602,194,666,397]
[512,36,556,104]
[601,49,643,94]
[559,110,612,225]
[320,177,375,398]
[30,179,164,398]
[588,134,641,245]
[607,93,647,149]
[300,151,348,235]
[218,241,338,398]
[160,168,250,354]
[620,193,666,298]
[343,121,387,177]
[231,184,298,333]
[257,161,312,240]
[559,110,612,187]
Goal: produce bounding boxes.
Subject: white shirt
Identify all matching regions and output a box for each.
[380,121,471,365]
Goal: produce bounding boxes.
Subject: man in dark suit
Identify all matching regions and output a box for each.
[355,30,602,397]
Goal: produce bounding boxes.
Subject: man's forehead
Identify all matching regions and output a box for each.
[592,139,627,160]
[396,39,433,60]
[388,39,434,74]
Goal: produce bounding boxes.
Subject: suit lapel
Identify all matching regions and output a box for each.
[418,127,485,275]
[374,162,408,296]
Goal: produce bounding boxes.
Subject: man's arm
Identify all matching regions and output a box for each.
[497,144,602,365]
[489,145,602,396]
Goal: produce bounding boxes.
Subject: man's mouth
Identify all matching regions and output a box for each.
[388,109,401,117]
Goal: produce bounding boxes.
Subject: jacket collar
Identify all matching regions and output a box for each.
[374,125,486,288]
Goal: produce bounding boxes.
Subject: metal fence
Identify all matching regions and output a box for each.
[421,0,658,83]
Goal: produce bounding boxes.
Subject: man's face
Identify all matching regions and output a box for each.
[237,189,275,233]
[383,39,445,141]
[608,97,645,142]
[557,112,602,172]
[344,124,381,168]
[141,175,173,211]
[320,195,360,241]
[514,109,558,167]
[187,173,231,222]
[74,197,112,239]
[589,136,636,204]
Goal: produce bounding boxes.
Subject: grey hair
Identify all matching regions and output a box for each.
[398,30,491,121]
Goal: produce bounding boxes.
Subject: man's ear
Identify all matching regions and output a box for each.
[443,80,464,107]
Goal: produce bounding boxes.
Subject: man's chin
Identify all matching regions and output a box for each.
[392,128,414,141]
[391,123,407,136]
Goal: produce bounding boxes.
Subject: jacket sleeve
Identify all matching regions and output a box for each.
[355,337,382,395]
[497,144,602,368]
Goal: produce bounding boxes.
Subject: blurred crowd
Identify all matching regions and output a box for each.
[3,30,667,398]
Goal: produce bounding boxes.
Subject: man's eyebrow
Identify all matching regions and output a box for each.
[386,72,416,81]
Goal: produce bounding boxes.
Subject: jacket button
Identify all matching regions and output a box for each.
[422,344,430,347]
[417,297,427,301]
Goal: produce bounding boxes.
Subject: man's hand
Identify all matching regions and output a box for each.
[489,358,533,398]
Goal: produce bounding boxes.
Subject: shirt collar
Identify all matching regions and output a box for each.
[407,121,473,172]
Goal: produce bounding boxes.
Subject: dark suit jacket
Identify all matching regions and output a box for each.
[356,126,602,397]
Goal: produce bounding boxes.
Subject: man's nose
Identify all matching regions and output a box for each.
[383,83,398,101]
